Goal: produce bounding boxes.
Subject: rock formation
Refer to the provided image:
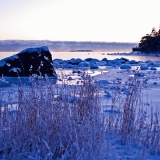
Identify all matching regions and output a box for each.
[0,46,56,77]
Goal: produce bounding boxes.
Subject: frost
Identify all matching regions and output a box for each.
[40,62,43,66]
[1,55,160,159]
[6,63,11,67]
[13,54,19,59]
[44,56,49,61]
[32,73,38,78]
[9,67,21,73]
[18,46,49,54]
[0,75,8,83]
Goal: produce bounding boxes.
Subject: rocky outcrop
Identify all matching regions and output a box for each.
[0,46,56,77]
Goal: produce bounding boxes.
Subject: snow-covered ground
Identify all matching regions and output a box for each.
[53,56,160,108]
[54,57,160,159]
[1,55,160,159]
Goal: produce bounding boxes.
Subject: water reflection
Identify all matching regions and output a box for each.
[52,52,160,62]
[1,52,160,62]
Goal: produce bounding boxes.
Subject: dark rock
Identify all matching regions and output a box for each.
[120,64,131,69]
[140,65,148,70]
[101,58,108,62]
[128,60,138,64]
[84,58,94,62]
[119,57,129,63]
[90,63,99,69]
[0,46,56,77]
[66,58,83,65]
[90,59,100,63]
[53,59,64,64]
[70,58,83,65]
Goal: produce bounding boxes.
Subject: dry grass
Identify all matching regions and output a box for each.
[104,73,160,158]
[0,74,106,160]
[1,70,160,159]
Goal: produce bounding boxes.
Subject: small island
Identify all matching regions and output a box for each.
[133,26,160,53]
[70,49,93,52]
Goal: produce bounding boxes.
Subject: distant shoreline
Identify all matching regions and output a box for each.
[0,40,137,52]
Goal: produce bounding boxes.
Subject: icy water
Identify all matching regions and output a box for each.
[1,51,160,61]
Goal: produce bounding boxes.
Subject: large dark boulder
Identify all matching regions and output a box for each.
[0,46,56,77]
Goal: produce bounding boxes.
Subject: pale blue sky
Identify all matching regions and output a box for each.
[0,0,159,42]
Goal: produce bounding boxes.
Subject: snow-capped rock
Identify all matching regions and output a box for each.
[120,64,131,69]
[78,61,89,67]
[140,65,148,70]
[90,63,99,69]
[128,60,138,64]
[150,67,157,70]
[0,46,56,77]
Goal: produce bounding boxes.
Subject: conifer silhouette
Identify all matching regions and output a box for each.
[133,26,160,53]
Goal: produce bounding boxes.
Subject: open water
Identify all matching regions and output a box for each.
[1,51,160,62]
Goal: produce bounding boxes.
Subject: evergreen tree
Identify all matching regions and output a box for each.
[138,26,160,53]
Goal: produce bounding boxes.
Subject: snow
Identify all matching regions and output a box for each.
[0,56,15,67]
[1,54,160,159]
[0,46,49,68]
[0,59,7,67]
[140,65,148,70]
[120,64,131,69]
[90,62,99,69]
[52,56,160,159]
[18,46,49,54]
[9,67,21,73]
[78,61,89,67]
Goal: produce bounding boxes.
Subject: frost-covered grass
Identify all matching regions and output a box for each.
[0,74,106,160]
[101,73,160,159]
[1,70,160,159]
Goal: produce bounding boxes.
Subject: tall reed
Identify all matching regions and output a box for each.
[0,74,106,160]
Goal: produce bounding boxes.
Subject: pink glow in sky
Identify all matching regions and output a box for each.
[0,0,160,42]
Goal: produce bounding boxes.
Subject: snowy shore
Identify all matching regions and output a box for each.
[1,55,160,159]
[53,56,160,108]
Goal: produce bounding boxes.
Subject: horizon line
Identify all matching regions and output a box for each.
[0,39,139,43]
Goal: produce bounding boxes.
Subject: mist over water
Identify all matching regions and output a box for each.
[1,51,160,62]
[51,52,160,61]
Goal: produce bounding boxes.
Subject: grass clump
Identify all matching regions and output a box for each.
[0,74,106,160]
[1,70,160,159]
[104,73,160,159]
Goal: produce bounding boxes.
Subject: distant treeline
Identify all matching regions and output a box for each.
[0,40,138,52]
[133,27,160,53]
